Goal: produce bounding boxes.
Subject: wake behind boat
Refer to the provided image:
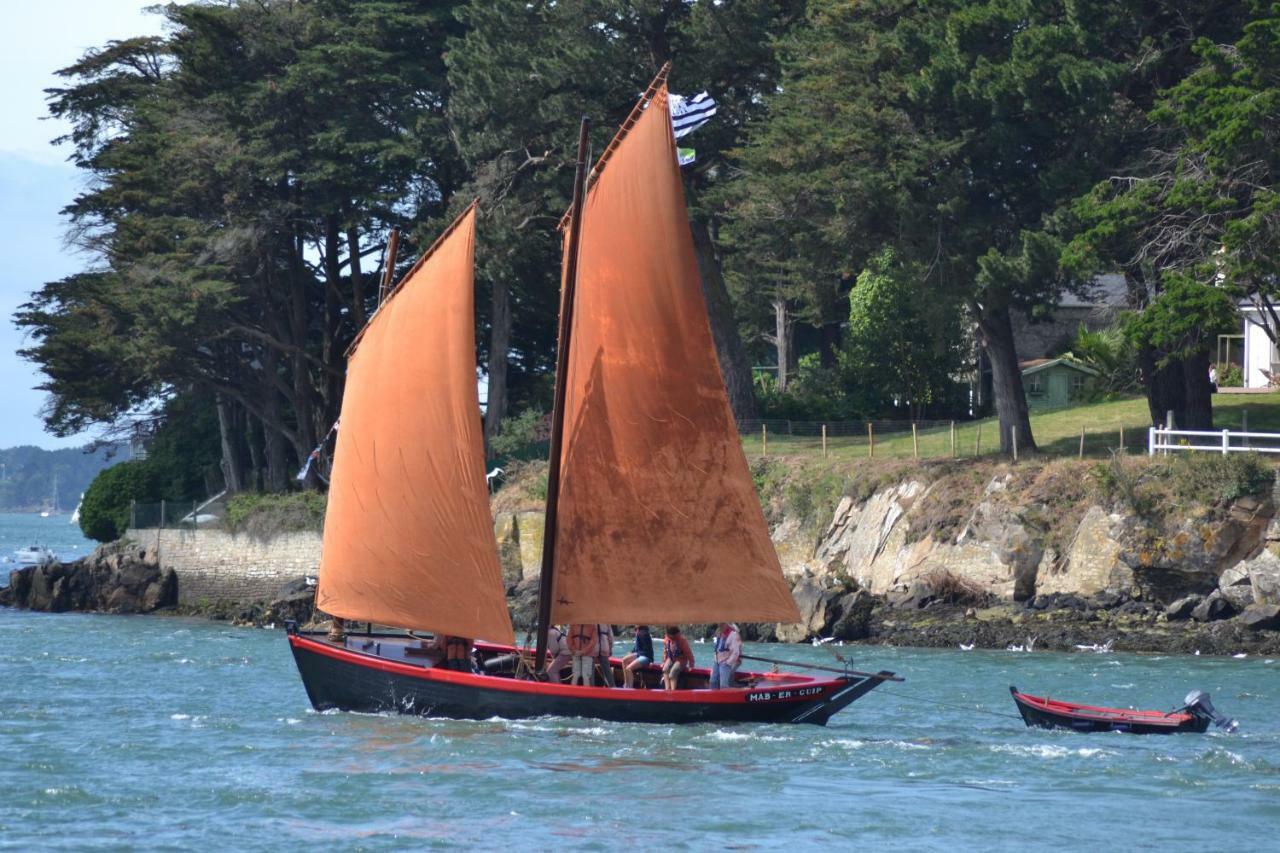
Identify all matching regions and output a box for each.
[286,66,897,725]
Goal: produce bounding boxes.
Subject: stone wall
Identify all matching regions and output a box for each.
[128,527,321,606]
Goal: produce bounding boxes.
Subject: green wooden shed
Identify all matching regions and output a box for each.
[1019,357,1099,410]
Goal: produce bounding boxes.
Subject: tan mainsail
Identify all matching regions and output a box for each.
[316,206,515,643]
[549,86,801,625]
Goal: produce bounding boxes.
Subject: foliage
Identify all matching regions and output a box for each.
[225,491,327,539]
[1064,324,1140,397]
[844,250,963,417]
[1093,452,1274,518]
[0,443,124,513]
[1123,275,1238,366]
[755,355,860,421]
[79,461,161,542]
[1217,363,1244,388]
[487,409,549,463]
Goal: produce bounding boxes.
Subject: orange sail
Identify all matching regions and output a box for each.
[549,86,801,626]
[316,206,515,643]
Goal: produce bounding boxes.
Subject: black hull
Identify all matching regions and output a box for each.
[1009,686,1210,735]
[289,634,892,726]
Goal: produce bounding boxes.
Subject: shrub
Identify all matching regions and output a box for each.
[79,461,161,542]
[488,409,549,464]
[923,568,992,607]
[225,491,327,539]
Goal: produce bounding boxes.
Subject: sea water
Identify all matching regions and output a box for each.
[0,511,95,575]
[1,518,1278,849]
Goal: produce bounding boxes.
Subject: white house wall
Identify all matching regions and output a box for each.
[1243,311,1275,388]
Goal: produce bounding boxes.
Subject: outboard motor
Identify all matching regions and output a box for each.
[1181,690,1238,732]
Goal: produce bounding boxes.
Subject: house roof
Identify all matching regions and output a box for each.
[1056,273,1128,308]
[1019,357,1100,377]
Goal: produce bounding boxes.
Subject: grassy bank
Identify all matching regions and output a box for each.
[740,392,1280,461]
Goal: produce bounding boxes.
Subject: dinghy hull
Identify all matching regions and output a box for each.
[288,631,892,726]
[1009,686,1211,734]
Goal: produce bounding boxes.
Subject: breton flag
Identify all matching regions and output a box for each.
[670,91,717,139]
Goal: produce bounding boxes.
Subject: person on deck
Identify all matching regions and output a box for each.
[621,625,654,688]
[661,626,694,691]
[709,622,742,689]
[595,623,616,687]
[436,635,473,672]
[568,623,599,687]
[544,624,571,682]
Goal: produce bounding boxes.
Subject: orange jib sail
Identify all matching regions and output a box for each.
[316,206,514,643]
[549,86,800,626]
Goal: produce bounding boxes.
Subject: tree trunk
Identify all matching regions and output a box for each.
[976,301,1037,454]
[819,321,841,369]
[483,277,512,453]
[347,226,366,331]
[1181,349,1214,430]
[689,217,757,421]
[215,393,245,495]
[773,297,791,393]
[246,415,264,492]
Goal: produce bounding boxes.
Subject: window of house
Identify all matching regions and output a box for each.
[1070,374,1087,397]
[1027,374,1043,395]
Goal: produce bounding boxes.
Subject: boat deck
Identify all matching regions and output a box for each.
[325,632,824,691]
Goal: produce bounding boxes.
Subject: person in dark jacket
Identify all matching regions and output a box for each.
[621,625,655,688]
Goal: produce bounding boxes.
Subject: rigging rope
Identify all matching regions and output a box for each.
[877,687,1023,720]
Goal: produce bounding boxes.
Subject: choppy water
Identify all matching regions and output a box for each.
[1,608,1277,851]
[0,511,95,576]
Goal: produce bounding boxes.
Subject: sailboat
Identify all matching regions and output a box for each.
[286,68,897,725]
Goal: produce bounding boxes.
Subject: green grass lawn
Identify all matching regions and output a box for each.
[741,392,1280,462]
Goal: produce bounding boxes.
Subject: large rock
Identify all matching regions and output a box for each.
[776,575,840,643]
[2,542,174,615]
[1246,547,1280,605]
[1165,594,1203,621]
[1191,592,1235,623]
[1240,604,1280,632]
[1218,564,1255,610]
[1035,507,1132,599]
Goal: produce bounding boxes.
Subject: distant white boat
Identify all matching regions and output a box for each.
[13,545,56,566]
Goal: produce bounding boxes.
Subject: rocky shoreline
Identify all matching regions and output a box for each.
[9,546,1278,657]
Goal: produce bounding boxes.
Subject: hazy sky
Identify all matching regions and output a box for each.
[0,1,167,450]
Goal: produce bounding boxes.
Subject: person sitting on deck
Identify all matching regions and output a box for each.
[709,622,742,689]
[568,623,599,687]
[544,624,571,682]
[661,626,694,691]
[621,625,654,688]
[595,623,616,687]
[435,635,474,672]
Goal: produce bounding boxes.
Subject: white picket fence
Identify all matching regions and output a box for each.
[1148,427,1280,456]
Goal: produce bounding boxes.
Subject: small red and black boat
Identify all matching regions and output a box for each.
[288,628,895,726]
[1009,686,1236,735]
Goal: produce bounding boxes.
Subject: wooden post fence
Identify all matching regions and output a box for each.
[1012,426,1019,462]
[1079,426,1085,459]
[912,423,919,459]
[1119,426,1125,453]
[762,424,768,458]
[975,423,982,456]
[950,421,956,457]
[868,423,875,458]
[821,424,828,458]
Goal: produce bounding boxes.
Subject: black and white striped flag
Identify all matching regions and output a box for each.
[670,91,717,139]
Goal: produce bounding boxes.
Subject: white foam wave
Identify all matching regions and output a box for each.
[991,744,1115,760]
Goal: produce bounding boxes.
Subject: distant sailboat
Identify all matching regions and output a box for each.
[286,66,897,725]
[70,492,84,525]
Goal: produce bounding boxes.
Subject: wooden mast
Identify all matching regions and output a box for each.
[534,117,591,673]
